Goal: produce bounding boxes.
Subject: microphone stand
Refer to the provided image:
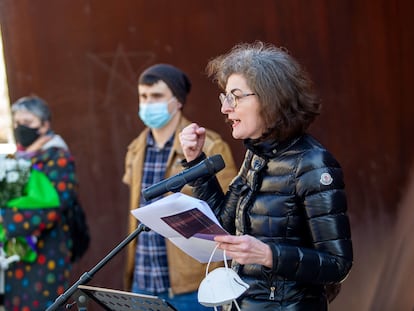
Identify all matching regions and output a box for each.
[46,223,149,311]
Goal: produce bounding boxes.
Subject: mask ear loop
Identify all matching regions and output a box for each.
[168,96,181,116]
[206,244,242,311]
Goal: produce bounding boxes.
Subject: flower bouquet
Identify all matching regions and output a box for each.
[0,154,60,262]
[0,154,31,207]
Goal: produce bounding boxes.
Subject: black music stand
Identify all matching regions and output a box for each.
[78,285,177,311]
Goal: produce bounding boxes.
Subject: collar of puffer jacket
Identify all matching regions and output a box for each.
[243,134,303,159]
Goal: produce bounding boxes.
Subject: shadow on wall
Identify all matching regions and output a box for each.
[330,167,414,311]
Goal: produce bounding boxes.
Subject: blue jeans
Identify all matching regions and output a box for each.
[131,286,216,311]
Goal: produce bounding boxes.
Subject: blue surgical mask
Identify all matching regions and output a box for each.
[138,101,176,129]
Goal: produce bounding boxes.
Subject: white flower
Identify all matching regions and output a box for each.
[18,158,31,169]
[6,171,19,183]
[0,167,5,181]
[0,155,32,207]
[4,158,17,171]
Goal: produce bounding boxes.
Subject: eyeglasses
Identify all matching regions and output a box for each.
[219,90,256,108]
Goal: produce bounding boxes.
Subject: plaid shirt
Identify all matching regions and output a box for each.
[133,131,174,294]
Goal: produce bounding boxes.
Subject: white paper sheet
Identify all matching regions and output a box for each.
[131,192,229,262]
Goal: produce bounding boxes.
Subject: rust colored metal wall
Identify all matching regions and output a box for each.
[0,0,413,310]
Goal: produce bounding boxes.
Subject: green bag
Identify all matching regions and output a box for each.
[1,169,60,262]
[6,169,59,208]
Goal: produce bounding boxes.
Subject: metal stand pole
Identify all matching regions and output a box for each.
[46,223,149,311]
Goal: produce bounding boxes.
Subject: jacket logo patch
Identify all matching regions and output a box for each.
[320,172,333,185]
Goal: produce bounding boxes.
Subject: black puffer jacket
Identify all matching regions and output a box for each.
[191,134,353,311]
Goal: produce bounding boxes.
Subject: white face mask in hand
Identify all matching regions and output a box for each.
[198,245,249,311]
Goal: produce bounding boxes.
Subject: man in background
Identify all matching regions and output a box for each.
[123,63,237,311]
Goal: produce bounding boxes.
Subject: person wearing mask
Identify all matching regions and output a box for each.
[1,96,77,310]
[179,42,353,310]
[123,64,237,311]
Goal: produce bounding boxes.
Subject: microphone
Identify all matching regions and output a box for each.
[142,154,225,201]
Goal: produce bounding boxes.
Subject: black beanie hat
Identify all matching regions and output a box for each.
[139,64,192,104]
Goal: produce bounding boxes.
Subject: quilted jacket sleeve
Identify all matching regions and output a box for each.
[271,148,353,284]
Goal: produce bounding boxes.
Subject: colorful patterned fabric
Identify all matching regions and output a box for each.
[0,169,60,263]
[1,146,77,310]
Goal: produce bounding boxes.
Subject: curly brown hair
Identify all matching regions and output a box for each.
[206,41,321,141]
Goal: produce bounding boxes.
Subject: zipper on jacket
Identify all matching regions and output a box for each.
[269,286,275,300]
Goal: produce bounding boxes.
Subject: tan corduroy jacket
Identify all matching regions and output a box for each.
[122,116,237,295]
